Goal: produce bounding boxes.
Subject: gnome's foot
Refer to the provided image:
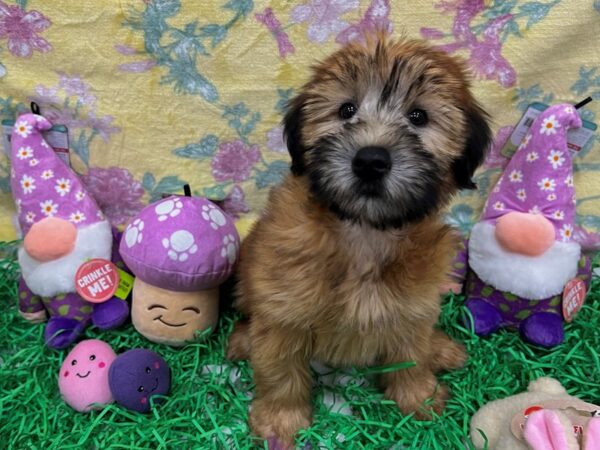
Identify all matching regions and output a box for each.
[92,298,129,330]
[45,318,85,349]
[520,312,564,348]
[465,299,502,336]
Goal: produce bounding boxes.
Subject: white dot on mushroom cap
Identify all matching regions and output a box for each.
[155,200,175,216]
[169,230,195,252]
[162,238,169,249]
[125,226,139,248]
[179,253,189,262]
[209,209,226,226]
[138,221,144,231]
[189,244,198,254]
[226,243,236,264]
[168,250,178,261]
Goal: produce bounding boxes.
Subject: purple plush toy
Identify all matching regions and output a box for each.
[457,103,592,348]
[108,349,171,413]
[10,114,129,349]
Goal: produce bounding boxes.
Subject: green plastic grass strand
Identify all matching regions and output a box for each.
[1,251,600,448]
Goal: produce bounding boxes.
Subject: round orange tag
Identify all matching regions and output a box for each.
[562,279,586,323]
[75,258,119,303]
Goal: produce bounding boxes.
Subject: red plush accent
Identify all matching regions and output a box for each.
[23,217,77,262]
[495,212,555,256]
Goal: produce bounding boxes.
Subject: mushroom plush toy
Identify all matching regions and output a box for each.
[119,194,240,346]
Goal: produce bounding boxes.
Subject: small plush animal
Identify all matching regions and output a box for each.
[470,377,600,450]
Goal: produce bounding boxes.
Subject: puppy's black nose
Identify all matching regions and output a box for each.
[352,146,391,181]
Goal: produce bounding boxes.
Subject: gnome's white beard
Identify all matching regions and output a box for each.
[469,221,581,300]
[19,220,113,298]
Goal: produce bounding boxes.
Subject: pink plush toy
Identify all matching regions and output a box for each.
[524,409,600,450]
[58,339,117,412]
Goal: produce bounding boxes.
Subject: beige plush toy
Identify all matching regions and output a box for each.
[470,377,600,450]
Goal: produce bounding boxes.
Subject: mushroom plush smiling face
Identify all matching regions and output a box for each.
[58,339,116,412]
[119,196,240,346]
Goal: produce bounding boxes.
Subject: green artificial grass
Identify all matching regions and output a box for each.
[1,240,599,449]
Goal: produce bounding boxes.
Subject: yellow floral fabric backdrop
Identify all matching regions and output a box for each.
[1,0,600,246]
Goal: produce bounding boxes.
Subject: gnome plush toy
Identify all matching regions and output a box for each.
[10,113,129,349]
[463,103,592,348]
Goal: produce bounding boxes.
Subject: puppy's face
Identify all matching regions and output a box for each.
[284,37,491,229]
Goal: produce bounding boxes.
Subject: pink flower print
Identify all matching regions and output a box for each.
[31,84,60,105]
[290,0,359,43]
[0,1,52,57]
[85,113,120,142]
[58,72,96,106]
[211,140,261,183]
[266,126,287,153]
[573,225,600,252]
[336,0,392,45]
[82,167,145,226]
[421,0,516,87]
[221,185,250,218]
[256,8,295,58]
[118,60,157,73]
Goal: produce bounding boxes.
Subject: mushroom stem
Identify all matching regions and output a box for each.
[132,278,219,347]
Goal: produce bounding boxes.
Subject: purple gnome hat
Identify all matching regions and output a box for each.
[10,113,105,235]
[481,104,581,243]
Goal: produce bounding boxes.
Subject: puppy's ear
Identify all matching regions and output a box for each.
[452,103,491,189]
[283,93,308,176]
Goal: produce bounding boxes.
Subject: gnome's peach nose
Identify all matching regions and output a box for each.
[24,217,77,262]
[495,212,555,257]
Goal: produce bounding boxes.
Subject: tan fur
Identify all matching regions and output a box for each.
[227,35,478,448]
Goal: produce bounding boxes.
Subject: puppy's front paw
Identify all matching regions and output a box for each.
[250,399,311,449]
[387,377,448,420]
[430,330,467,372]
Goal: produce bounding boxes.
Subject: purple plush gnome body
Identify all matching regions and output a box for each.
[10,113,130,349]
[463,104,592,348]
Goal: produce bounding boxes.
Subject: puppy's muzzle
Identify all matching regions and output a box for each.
[352,146,391,182]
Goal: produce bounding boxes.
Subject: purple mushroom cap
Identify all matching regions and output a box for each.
[108,349,170,413]
[119,196,240,292]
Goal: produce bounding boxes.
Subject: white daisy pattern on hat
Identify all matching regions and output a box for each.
[509,170,523,183]
[518,133,532,150]
[526,151,539,162]
[547,193,557,201]
[493,201,505,211]
[529,205,541,215]
[14,120,32,138]
[20,175,35,194]
[538,178,556,191]
[15,199,21,214]
[55,178,71,197]
[565,175,574,187]
[28,158,39,167]
[75,190,85,201]
[41,169,54,180]
[69,211,86,224]
[552,210,564,220]
[40,140,49,148]
[16,146,33,160]
[516,188,527,201]
[40,200,58,217]
[560,224,573,242]
[547,149,565,169]
[25,211,36,223]
[540,114,561,136]
[564,106,574,114]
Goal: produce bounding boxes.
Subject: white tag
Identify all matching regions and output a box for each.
[2,122,70,166]
[509,104,596,153]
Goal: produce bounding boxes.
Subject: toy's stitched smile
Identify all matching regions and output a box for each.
[154,316,187,327]
[151,377,158,392]
[76,371,91,378]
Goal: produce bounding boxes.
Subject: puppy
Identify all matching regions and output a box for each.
[227,34,491,447]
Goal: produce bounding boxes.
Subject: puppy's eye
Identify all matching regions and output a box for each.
[408,109,428,127]
[339,103,357,120]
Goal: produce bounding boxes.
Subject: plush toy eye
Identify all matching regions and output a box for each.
[339,102,357,120]
[89,354,96,361]
[71,359,77,366]
[145,367,151,374]
[408,109,428,126]
[138,386,145,392]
